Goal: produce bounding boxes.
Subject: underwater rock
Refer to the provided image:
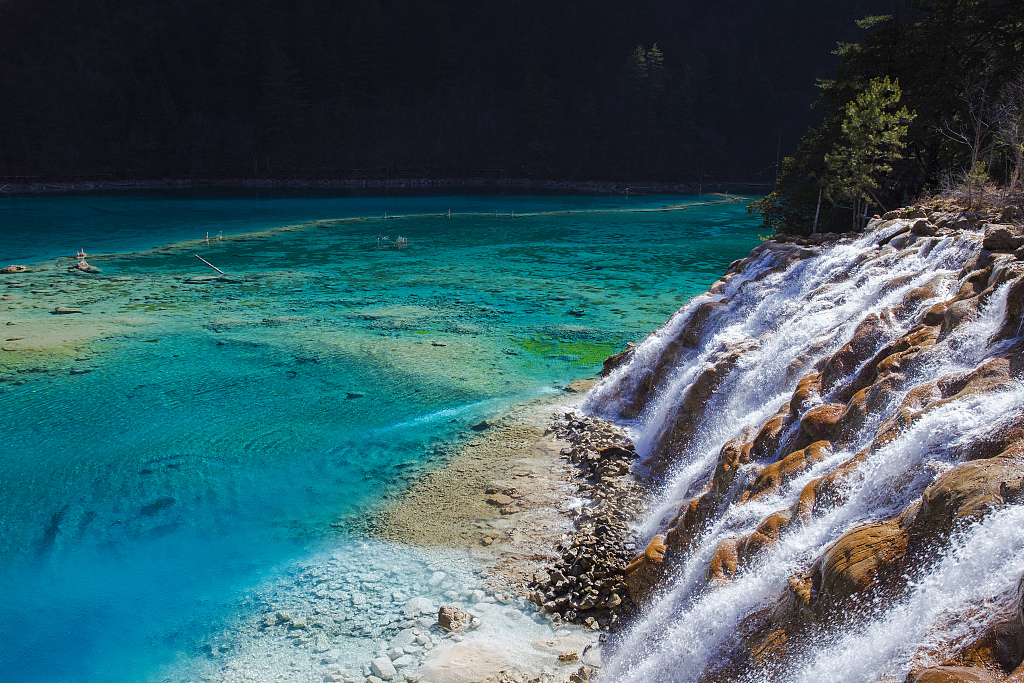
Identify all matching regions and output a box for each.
[1,264,28,273]
[565,379,597,393]
[70,261,100,274]
[370,656,397,680]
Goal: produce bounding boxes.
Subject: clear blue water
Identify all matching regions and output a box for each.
[0,191,762,682]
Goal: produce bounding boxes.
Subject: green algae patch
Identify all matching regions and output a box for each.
[511,335,620,367]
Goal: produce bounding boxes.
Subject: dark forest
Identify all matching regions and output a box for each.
[0,0,891,183]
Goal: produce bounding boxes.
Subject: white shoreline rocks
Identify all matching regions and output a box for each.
[182,538,595,683]
[178,395,626,683]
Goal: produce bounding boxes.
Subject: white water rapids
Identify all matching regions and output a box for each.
[584,220,1024,682]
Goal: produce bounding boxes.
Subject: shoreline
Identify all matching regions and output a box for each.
[365,377,651,682]
[367,383,606,682]
[0,176,770,197]
[370,383,595,591]
[195,384,616,683]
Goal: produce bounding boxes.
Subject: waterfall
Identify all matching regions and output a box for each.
[584,215,1024,683]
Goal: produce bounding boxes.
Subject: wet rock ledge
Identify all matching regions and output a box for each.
[527,412,647,632]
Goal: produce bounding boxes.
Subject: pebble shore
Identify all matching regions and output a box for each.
[170,382,645,683]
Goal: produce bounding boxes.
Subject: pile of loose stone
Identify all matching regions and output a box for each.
[191,540,539,683]
[528,412,647,632]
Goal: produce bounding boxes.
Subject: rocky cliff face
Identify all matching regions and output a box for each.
[585,206,1024,682]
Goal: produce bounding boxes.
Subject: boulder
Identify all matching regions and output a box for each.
[370,656,397,680]
[565,379,597,393]
[737,511,793,566]
[681,299,731,348]
[437,605,468,632]
[648,340,759,473]
[813,518,909,615]
[905,456,1024,545]
[743,441,831,503]
[1,265,28,273]
[790,372,823,420]
[906,666,1000,683]
[402,597,434,617]
[623,534,668,604]
[983,224,1024,252]
[995,275,1024,343]
[799,403,846,442]
[601,345,635,377]
[51,307,83,315]
[911,219,938,236]
[711,435,755,502]
[821,313,890,392]
[706,537,739,587]
[749,402,795,461]
[894,274,955,321]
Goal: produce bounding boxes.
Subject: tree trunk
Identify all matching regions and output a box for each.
[812,187,822,234]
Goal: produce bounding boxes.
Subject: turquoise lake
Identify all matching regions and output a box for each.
[0,191,762,682]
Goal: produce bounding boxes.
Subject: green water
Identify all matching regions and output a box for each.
[0,192,761,681]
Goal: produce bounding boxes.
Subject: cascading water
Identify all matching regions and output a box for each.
[584,213,1024,683]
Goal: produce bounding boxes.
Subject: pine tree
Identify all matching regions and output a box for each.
[824,76,914,228]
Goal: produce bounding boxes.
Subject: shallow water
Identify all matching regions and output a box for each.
[0,191,761,682]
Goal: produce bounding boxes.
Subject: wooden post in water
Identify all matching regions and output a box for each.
[195,254,226,275]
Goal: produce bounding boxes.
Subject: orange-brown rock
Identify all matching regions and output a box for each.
[601,344,635,377]
[800,403,846,441]
[743,441,832,503]
[737,511,792,565]
[792,448,871,522]
[957,262,996,298]
[821,313,891,392]
[911,219,939,236]
[877,325,941,378]
[790,372,823,420]
[711,435,756,502]
[936,598,1024,677]
[813,518,909,614]
[959,417,1024,463]
[750,401,795,461]
[995,276,1024,343]
[905,666,1000,683]
[872,382,941,449]
[905,456,1024,547]
[664,488,715,556]
[682,299,731,348]
[623,535,670,604]
[924,300,952,326]
[939,296,983,339]
[983,223,1024,251]
[648,340,759,474]
[834,322,941,405]
[706,537,740,587]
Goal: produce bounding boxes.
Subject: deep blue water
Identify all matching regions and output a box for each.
[0,191,762,682]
